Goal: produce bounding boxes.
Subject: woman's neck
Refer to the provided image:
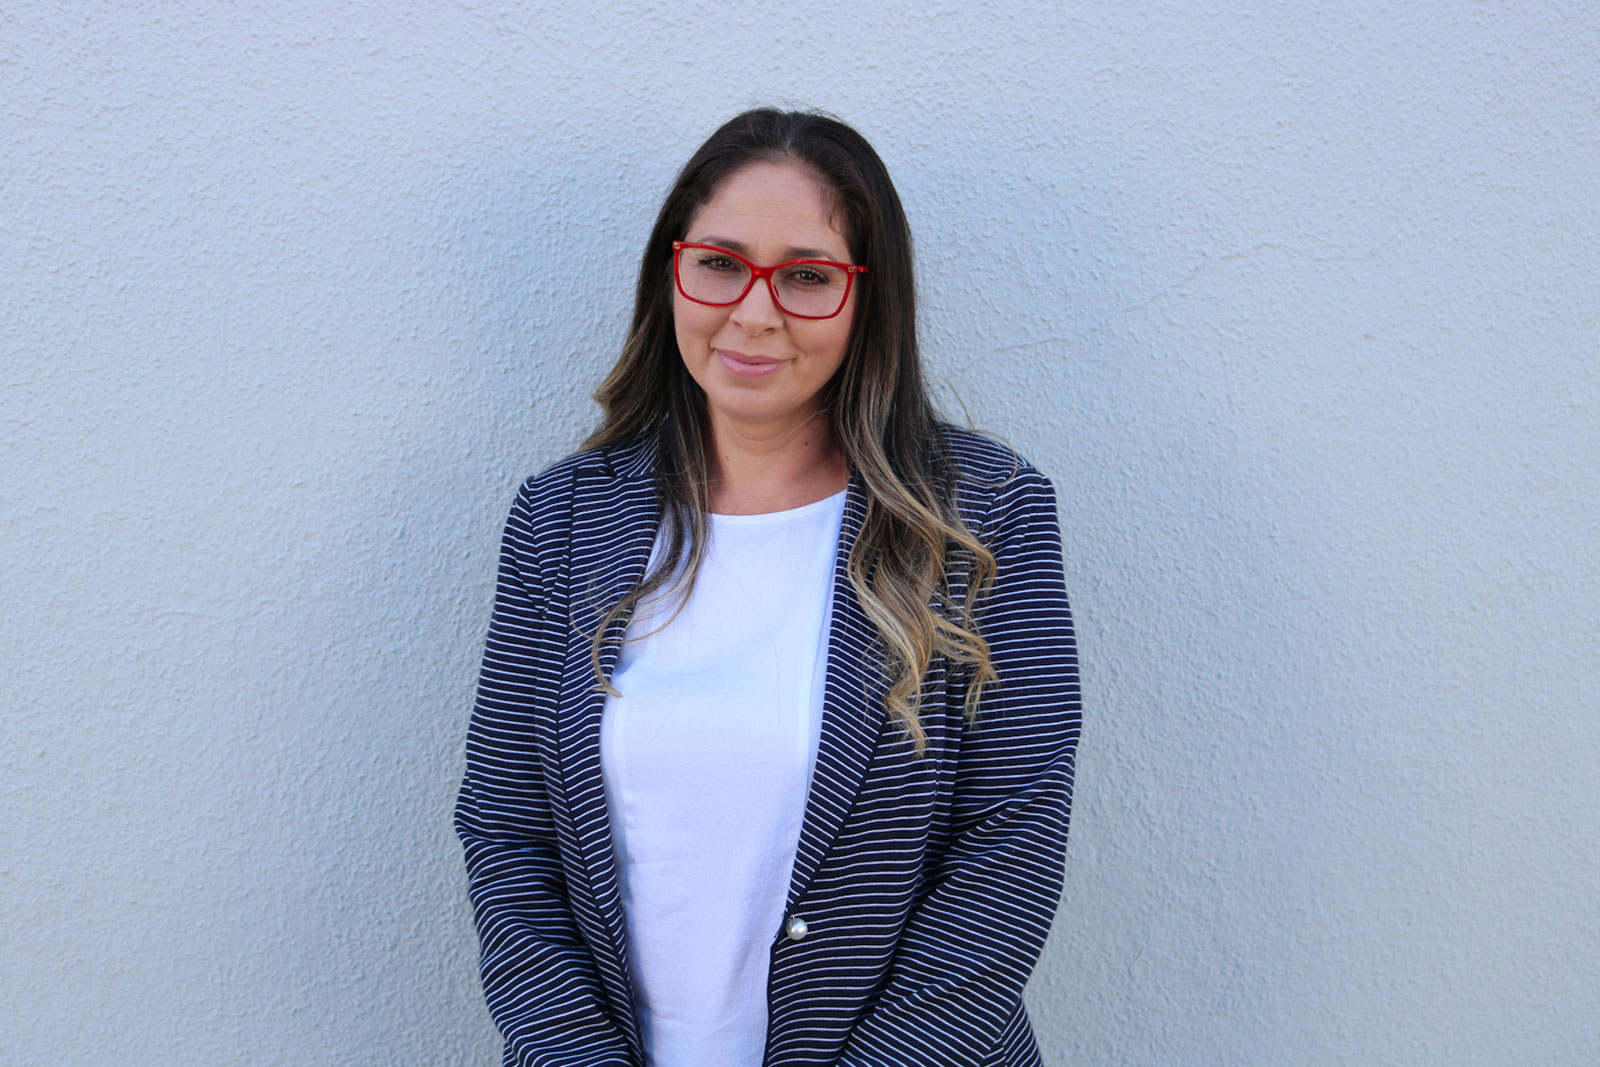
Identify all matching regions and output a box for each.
[704,410,848,515]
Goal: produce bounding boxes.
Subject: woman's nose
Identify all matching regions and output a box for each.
[730,277,783,331]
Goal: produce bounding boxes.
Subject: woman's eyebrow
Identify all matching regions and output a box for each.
[692,235,845,261]
[784,247,841,261]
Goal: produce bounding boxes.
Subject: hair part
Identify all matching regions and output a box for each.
[584,107,997,753]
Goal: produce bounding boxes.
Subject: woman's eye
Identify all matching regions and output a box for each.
[783,266,831,287]
[697,254,741,272]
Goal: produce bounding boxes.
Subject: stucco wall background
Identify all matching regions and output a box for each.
[3,2,1597,1064]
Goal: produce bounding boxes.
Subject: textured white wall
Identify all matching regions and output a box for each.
[4,2,1597,1064]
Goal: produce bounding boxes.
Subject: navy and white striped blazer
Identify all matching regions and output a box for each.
[455,426,1080,1067]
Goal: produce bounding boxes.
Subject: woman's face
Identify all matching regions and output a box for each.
[673,159,857,445]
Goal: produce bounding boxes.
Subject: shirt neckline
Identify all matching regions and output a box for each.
[708,488,848,526]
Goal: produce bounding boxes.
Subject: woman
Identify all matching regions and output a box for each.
[455,109,1080,1067]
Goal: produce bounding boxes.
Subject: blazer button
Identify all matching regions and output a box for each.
[784,915,808,942]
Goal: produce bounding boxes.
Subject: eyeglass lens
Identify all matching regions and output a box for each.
[677,246,851,318]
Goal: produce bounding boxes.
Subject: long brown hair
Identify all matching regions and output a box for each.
[585,108,997,752]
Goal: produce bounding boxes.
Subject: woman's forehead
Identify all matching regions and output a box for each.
[687,160,851,256]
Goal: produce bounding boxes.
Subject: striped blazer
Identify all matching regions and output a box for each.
[455,426,1081,1067]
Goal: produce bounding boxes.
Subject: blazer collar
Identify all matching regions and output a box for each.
[597,431,660,484]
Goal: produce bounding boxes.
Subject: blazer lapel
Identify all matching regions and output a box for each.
[555,437,661,1028]
[786,475,890,909]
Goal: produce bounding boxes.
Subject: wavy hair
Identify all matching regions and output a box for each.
[584,108,997,752]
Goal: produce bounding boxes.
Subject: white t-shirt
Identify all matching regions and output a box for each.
[600,489,846,1067]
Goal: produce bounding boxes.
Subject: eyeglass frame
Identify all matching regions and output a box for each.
[671,241,869,320]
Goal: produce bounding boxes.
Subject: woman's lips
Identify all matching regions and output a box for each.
[717,349,786,379]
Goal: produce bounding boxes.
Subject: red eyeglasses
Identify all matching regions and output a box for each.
[673,241,868,320]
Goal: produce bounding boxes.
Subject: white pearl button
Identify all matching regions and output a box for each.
[784,915,808,941]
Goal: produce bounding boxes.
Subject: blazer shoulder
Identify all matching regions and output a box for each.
[936,423,1054,498]
[935,423,1044,484]
[501,438,645,572]
[515,435,655,512]
[934,424,1060,547]
[517,448,600,506]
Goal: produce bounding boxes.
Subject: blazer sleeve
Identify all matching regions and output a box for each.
[837,465,1081,1066]
[454,479,635,1067]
